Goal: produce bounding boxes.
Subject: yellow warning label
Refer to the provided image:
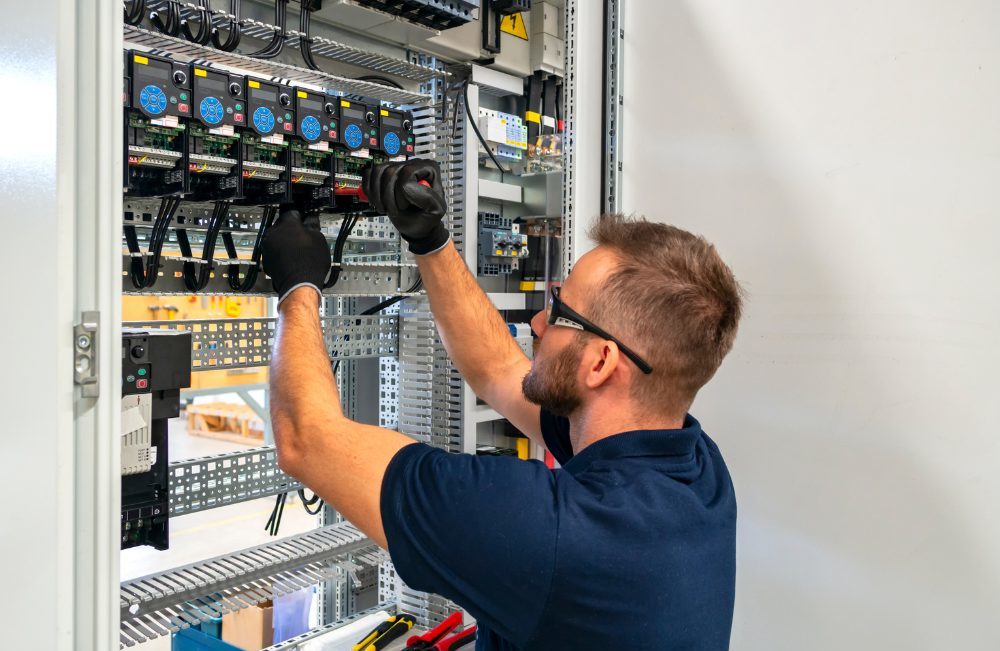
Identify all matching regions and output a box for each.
[134,54,148,65]
[297,90,307,98]
[194,68,207,77]
[380,109,389,117]
[500,12,528,40]
[341,100,351,108]
[248,80,260,89]
[525,110,541,124]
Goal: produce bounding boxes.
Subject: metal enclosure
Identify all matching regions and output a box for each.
[0,0,604,648]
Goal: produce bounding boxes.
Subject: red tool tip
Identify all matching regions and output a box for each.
[418,179,431,188]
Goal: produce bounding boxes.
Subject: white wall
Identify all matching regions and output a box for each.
[621,2,1000,649]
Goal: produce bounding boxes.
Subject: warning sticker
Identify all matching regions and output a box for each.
[500,12,528,40]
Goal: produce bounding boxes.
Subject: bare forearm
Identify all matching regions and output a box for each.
[270,288,414,548]
[416,242,528,389]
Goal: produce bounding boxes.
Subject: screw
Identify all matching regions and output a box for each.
[77,334,91,350]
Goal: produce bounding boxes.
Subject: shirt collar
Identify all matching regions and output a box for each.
[562,414,703,474]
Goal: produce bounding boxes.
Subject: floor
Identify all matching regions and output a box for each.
[124,417,318,651]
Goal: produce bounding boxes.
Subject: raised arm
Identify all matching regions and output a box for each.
[263,211,415,548]
[364,160,542,444]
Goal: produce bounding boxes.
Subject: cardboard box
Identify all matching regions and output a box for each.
[222,602,274,651]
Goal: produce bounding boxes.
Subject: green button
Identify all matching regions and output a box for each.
[235,103,243,110]
[179,92,188,101]
[330,121,336,128]
[137,368,147,376]
[285,113,292,120]
[407,137,413,142]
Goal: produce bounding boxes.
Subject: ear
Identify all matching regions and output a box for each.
[583,340,622,390]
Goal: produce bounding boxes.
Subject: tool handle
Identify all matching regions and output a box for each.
[355,614,416,651]
[406,611,464,647]
[434,625,477,651]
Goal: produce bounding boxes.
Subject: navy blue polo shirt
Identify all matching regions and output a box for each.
[380,410,736,650]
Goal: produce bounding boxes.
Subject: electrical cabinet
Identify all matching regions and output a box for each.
[0,0,609,648]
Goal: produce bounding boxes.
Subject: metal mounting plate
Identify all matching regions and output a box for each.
[168,446,299,516]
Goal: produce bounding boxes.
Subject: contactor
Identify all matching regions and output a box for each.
[478,212,529,276]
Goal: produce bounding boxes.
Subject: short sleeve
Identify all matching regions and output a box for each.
[380,443,558,647]
[540,409,574,464]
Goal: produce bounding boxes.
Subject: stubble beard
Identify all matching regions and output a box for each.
[521,336,584,417]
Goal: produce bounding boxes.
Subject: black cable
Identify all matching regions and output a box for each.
[151,0,181,36]
[247,0,288,59]
[180,0,213,45]
[212,0,242,51]
[224,206,276,292]
[323,212,359,288]
[354,75,404,90]
[299,5,322,71]
[125,0,146,26]
[463,79,510,174]
[179,201,229,292]
[265,491,288,536]
[298,489,324,515]
[124,196,181,289]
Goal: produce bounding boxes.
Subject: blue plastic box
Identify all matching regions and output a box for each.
[172,626,243,651]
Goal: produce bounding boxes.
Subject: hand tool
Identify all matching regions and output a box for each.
[353,613,416,651]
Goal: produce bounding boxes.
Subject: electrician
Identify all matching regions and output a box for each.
[261,159,743,650]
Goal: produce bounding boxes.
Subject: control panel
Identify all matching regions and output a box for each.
[121,329,192,551]
[478,212,529,276]
[191,65,244,129]
[130,52,192,121]
[296,89,338,144]
[378,108,415,158]
[242,76,294,202]
[339,99,376,153]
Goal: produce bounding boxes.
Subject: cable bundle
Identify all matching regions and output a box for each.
[176,201,231,292]
[248,0,288,59]
[222,206,277,292]
[124,196,182,290]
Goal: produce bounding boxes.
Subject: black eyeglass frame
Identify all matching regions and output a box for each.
[547,285,654,374]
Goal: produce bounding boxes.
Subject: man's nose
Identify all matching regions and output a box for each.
[530,310,547,338]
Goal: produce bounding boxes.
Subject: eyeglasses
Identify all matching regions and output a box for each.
[547,285,654,374]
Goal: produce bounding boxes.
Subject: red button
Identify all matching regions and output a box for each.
[178,103,188,113]
[369,137,377,145]
[234,113,244,122]
[284,122,293,131]
[329,130,337,139]
[136,378,148,389]
[406,145,413,152]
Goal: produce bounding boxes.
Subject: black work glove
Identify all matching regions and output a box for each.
[262,208,331,304]
[362,158,450,255]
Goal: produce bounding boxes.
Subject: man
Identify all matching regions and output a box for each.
[262,159,743,650]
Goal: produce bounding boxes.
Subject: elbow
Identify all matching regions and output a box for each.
[276,443,302,478]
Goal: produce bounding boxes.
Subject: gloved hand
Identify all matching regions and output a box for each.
[362,159,450,255]
[262,208,331,304]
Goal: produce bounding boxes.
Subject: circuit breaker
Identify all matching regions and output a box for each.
[478,108,529,161]
[478,212,529,276]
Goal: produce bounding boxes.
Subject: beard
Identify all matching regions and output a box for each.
[522,336,584,417]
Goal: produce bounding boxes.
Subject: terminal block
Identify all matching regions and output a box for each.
[121,328,192,551]
[478,212,529,276]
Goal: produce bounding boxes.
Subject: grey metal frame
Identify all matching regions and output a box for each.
[603,0,624,214]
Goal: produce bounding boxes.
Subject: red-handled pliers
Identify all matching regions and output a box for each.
[406,612,477,650]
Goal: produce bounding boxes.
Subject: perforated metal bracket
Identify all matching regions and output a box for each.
[74,311,100,398]
[168,446,301,516]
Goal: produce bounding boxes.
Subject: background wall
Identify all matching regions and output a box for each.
[620,1,1000,648]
